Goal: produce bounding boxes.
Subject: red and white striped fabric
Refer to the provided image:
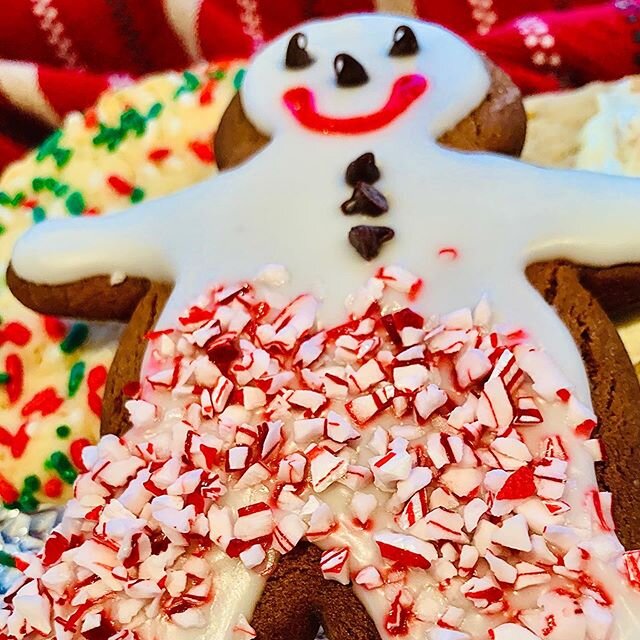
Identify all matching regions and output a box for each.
[0,0,638,170]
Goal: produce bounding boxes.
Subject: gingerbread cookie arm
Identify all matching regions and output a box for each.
[521,166,640,267]
[10,212,172,290]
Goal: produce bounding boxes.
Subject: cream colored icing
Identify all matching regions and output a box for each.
[0,63,241,498]
[8,13,640,640]
[575,78,640,176]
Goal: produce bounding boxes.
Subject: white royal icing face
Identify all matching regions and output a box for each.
[8,14,640,640]
[242,15,488,140]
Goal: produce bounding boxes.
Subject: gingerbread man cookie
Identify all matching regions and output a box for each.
[4,14,640,640]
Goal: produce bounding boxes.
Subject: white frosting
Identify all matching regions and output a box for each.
[9,13,640,640]
[576,78,640,175]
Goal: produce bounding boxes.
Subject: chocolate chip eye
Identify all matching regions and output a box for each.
[389,25,419,57]
[285,32,314,69]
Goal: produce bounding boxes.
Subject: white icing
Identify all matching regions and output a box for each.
[9,13,640,640]
[576,78,640,175]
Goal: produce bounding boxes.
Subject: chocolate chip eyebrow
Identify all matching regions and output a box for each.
[389,25,419,57]
[285,32,315,69]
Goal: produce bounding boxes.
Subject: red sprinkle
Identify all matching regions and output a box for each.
[21,387,63,417]
[0,321,31,346]
[556,388,571,402]
[87,365,108,392]
[148,148,171,162]
[199,79,215,105]
[107,174,134,196]
[43,477,64,498]
[189,140,215,164]
[88,391,102,418]
[84,109,98,128]
[43,316,67,341]
[70,438,92,472]
[10,423,29,458]
[0,473,19,504]
[5,354,24,404]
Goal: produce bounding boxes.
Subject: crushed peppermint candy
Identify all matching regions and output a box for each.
[0,268,635,640]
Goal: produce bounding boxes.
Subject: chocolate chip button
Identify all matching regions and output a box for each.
[341,182,389,217]
[389,26,419,57]
[286,32,314,69]
[345,152,381,186]
[349,225,395,260]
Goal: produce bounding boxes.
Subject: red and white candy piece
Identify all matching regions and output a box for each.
[375,530,437,569]
[320,547,350,585]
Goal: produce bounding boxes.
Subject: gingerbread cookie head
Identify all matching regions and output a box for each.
[215,15,526,169]
[244,16,485,139]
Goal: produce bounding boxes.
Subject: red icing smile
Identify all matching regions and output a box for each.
[283,74,428,135]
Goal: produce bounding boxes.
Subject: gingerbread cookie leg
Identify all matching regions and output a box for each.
[251,543,379,640]
[528,261,640,550]
[101,282,172,436]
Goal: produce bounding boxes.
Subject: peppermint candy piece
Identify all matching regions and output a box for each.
[320,547,351,585]
[375,530,437,569]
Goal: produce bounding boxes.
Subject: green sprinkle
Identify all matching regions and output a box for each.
[53,182,69,197]
[0,372,9,384]
[53,147,72,168]
[0,551,15,568]
[11,192,25,207]
[147,102,163,119]
[68,361,85,397]
[130,187,145,203]
[183,70,200,90]
[60,323,89,354]
[233,68,246,91]
[32,206,46,224]
[32,177,45,192]
[48,451,77,484]
[56,425,71,439]
[18,492,39,512]
[37,130,62,162]
[0,192,10,206]
[120,108,147,137]
[65,191,85,216]
[212,69,226,80]
[23,475,41,493]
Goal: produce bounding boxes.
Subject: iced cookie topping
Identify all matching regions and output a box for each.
[1,268,638,640]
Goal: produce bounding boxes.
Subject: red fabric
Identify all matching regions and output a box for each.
[0,0,637,172]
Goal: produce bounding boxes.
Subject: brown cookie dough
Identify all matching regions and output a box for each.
[252,543,380,640]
